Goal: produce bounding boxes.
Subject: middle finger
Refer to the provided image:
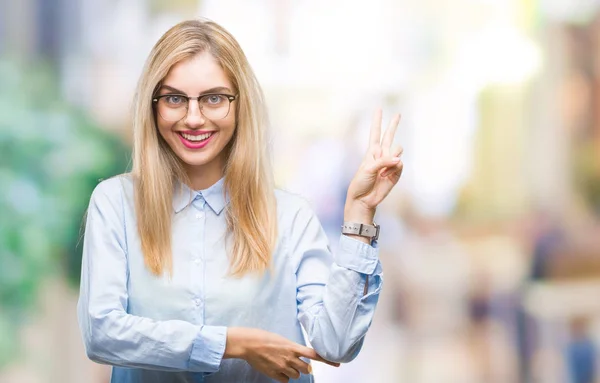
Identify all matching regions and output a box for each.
[282,365,301,380]
[289,357,311,375]
[381,113,401,156]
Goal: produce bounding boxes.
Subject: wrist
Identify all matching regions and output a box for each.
[223,327,248,359]
[344,201,375,224]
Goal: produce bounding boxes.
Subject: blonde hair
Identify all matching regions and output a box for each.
[131,19,277,277]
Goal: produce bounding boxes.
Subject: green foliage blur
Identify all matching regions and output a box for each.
[575,141,600,214]
[0,59,130,366]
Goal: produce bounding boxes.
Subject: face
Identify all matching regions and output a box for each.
[155,51,236,184]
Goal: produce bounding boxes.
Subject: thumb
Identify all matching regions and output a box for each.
[368,156,401,174]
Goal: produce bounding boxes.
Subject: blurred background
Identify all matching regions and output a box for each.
[1,0,600,382]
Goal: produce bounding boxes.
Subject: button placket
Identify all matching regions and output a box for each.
[193,198,205,267]
[190,194,206,319]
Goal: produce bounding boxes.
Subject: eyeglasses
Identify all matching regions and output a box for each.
[152,93,237,122]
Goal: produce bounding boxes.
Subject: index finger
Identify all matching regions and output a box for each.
[294,345,341,367]
[369,108,383,147]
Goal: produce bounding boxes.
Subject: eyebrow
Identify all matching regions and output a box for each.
[159,85,234,95]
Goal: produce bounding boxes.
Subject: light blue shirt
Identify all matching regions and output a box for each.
[77,174,383,383]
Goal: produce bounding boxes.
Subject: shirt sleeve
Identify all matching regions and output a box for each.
[76,178,227,372]
[291,199,383,363]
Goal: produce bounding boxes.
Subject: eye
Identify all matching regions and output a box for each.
[204,94,225,105]
[164,95,185,105]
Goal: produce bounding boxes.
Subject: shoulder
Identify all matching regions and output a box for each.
[273,189,329,257]
[90,173,134,207]
[274,188,313,214]
[274,188,321,227]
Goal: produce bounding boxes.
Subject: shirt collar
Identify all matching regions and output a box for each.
[172,177,229,215]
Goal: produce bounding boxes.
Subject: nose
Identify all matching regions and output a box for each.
[184,99,206,128]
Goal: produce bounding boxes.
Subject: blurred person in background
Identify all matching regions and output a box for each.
[566,317,596,383]
[76,18,405,383]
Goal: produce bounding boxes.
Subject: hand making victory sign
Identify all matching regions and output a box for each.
[344,109,404,226]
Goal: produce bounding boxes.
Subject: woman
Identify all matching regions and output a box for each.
[77,19,403,383]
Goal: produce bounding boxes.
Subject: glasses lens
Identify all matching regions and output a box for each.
[199,94,232,120]
[157,96,187,122]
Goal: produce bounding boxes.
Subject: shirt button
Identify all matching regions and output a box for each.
[194,258,201,265]
[195,212,204,219]
[194,299,201,307]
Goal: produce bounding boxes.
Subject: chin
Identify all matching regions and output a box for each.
[179,154,214,167]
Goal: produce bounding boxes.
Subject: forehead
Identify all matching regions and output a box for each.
[161,51,232,92]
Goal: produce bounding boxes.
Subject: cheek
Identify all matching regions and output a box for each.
[216,115,237,137]
[156,119,175,139]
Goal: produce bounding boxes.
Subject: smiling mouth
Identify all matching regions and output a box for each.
[179,132,214,142]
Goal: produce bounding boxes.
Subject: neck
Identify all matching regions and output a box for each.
[184,164,224,190]
[183,144,231,190]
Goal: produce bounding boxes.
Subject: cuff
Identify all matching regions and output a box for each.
[336,235,380,275]
[188,325,227,373]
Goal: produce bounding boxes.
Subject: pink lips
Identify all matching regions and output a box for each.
[177,131,215,149]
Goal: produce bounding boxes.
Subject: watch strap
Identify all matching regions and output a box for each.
[341,222,380,241]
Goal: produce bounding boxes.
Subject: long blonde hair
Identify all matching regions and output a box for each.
[131,19,277,277]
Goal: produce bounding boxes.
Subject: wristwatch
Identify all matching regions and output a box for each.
[341,222,380,241]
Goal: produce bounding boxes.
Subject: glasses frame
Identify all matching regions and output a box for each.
[152,93,237,121]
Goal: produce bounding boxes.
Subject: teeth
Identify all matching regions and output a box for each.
[181,132,212,142]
